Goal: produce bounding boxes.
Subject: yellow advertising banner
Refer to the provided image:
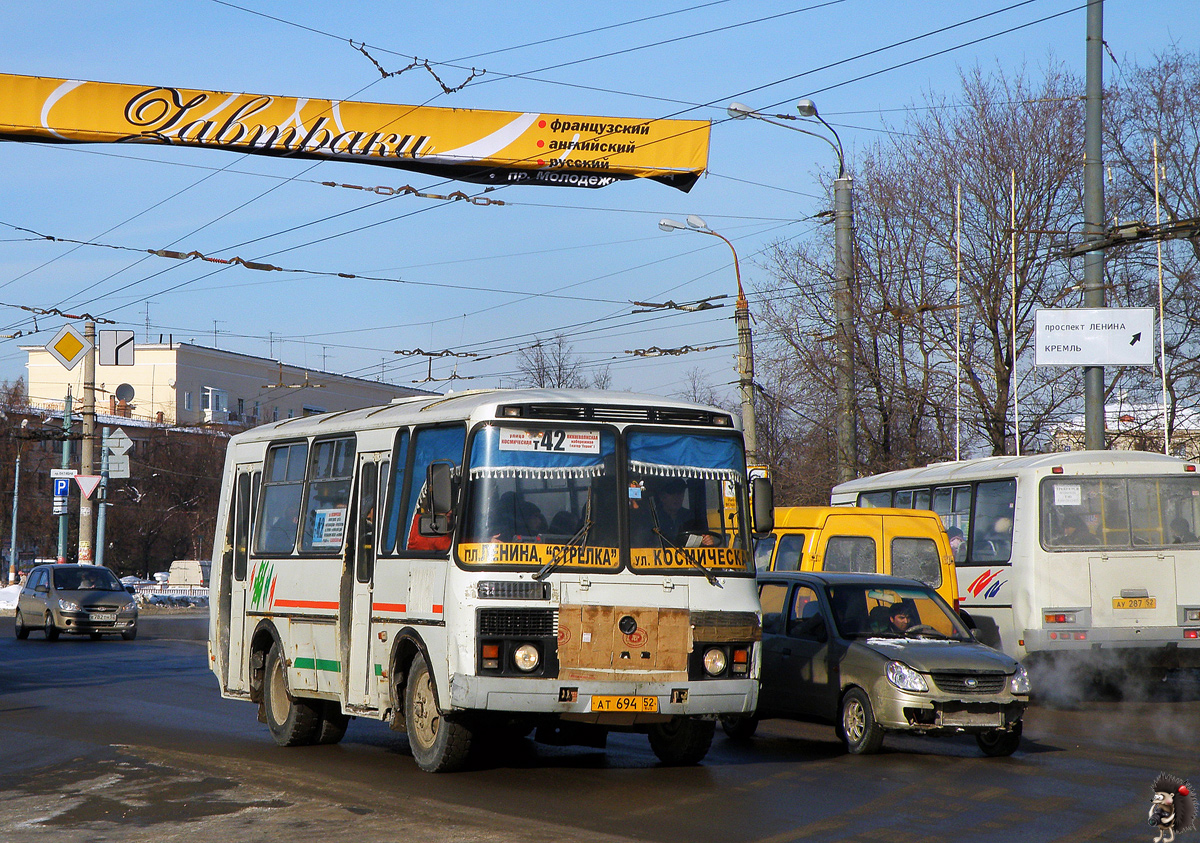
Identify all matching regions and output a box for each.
[0,72,709,191]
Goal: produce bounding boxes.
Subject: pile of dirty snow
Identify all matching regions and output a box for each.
[0,583,19,610]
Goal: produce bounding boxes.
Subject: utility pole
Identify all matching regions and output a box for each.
[1082,0,1106,450]
[833,174,857,482]
[58,387,72,564]
[78,320,96,563]
[8,444,19,584]
[96,427,110,569]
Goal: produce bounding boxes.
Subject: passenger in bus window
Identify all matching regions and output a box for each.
[1057,513,1099,545]
[1170,517,1197,544]
[946,527,965,561]
[514,501,547,542]
[650,477,716,547]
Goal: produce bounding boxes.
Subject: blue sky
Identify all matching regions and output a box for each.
[1,0,1194,407]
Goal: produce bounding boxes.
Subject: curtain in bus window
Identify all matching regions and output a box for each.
[255,442,308,555]
[403,427,466,552]
[300,437,356,553]
[969,480,1016,563]
[823,536,876,574]
[1041,478,1128,549]
[891,537,941,587]
[381,432,410,555]
[775,533,805,572]
[463,426,618,550]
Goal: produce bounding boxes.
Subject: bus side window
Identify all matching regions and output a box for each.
[858,491,892,508]
[775,533,806,572]
[255,442,308,555]
[300,437,356,554]
[913,489,931,510]
[823,536,876,574]
[233,472,251,580]
[381,433,410,555]
[403,426,466,552]
[356,461,378,583]
[894,490,913,509]
[970,480,1016,563]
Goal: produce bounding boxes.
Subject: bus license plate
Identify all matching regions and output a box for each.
[591,695,658,713]
[1112,597,1155,610]
[90,612,117,622]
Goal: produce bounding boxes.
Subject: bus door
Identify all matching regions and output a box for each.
[225,466,258,693]
[341,455,381,707]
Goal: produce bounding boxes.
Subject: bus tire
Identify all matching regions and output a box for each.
[263,642,320,747]
[719,714,759,740]
[647,716,715,765]
[840,688,884,755]
[315,701,350,745]
[405,652,471,772]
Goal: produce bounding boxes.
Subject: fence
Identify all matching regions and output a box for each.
[131,584,210,600]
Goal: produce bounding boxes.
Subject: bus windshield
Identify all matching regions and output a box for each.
[459,425,621,570]
[627,430,751,573]
[1041,475,1200,549]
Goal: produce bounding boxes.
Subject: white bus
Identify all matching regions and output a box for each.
[209,389,770,772]
[831,451,1200,673]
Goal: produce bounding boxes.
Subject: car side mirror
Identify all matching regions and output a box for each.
[419,461,455,536]
[752,477,774,535]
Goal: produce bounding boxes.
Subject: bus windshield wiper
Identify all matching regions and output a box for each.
[649,497,718,586]
[533,490,592,581]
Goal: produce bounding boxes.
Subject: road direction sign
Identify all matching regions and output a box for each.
[98,330,135,366]
[45,324,93,371]
[107,454,130,479]
[50,468,78,479]
[107,427,132,455]
[53,496,67,516]
[75,475,102,499]
[1034,307,1156,367]
[52,478,70,496]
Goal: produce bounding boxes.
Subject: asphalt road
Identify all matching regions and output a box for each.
[1,613,1197,842]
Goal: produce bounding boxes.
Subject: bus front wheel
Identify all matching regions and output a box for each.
[404,652,472,772]
[647,716,715,765]
[263,642,320,746]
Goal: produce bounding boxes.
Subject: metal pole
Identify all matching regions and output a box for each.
[78,321,96,563]
[834,175,857,482]
[8,448,19,584]
[96,427,109,569]
[58,387,72,563]
[1082,0,1106,450]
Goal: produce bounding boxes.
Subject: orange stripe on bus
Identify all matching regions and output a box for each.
[374,602,407,613]
[274,599,338,610]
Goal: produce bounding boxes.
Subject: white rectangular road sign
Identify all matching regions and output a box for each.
[99,330,135,366]
[107,454,130,479]
[1035,307,1156,367]
[50,468,78,479]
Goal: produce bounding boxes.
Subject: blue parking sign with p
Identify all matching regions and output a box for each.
[53,478,70,496]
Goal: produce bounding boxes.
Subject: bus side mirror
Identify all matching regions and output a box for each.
[419,461,455,536]
[752,477,774,534]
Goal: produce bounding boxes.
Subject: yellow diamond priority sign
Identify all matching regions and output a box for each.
[45,324,92,371]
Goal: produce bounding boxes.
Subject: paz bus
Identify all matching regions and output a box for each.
[831,451,1200,674]
[208,388,771,772]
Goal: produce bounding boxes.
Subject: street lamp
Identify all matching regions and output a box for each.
[658,216,758,465]
[727,100,857,482]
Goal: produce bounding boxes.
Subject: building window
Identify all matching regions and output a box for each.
[184,392,193,411]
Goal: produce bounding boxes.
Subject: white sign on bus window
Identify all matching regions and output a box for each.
[498,429,600,454]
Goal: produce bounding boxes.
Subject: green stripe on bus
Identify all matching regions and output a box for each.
[374,664,383,676]
[293,658,341,673]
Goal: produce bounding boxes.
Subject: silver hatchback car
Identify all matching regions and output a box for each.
[725,571,1029,756]
[14,564,139,641]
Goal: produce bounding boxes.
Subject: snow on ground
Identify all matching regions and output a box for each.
[1,584,19,610]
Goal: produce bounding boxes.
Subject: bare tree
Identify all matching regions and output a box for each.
[516,333,610,389]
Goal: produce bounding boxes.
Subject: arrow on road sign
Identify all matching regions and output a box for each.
[75,475,102,499]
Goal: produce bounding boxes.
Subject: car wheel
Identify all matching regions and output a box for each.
[840,688,884,755]
[976,721,1022,757]
[14,610,29,640]
[262,642,320,747]
[647,717,716,766]
[121,626,137,641]
[405,652,472,772]
[720,714,760,740]
[44,614,60,641]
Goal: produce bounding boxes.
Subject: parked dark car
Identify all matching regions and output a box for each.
[724,571,1029,756]
[14,564,138,640]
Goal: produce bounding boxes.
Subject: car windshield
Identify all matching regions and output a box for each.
[825,582,970,641]
[53,567,123,592]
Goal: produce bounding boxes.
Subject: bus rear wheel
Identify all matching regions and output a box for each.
[648,717,715,765]
[404,652,471,772]
[263,642,320,746]
[315,701,350,745]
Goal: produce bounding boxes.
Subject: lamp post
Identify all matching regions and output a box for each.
[658,216,758,465]
[728,100,857,482]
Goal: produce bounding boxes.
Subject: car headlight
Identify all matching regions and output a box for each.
[886,660,929,692]
[57,598,81,613]
[703,647,728,676]
[119,602,138,615]
[512,643,540,672]
[1009,664,1031,695]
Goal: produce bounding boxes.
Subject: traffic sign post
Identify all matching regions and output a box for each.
[1034,307,1156,367]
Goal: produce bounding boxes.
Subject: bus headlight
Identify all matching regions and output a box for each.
[513,643,540,672]
[1009,664,1031,695]
[886,660,928,692]
[703,647,727,676]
